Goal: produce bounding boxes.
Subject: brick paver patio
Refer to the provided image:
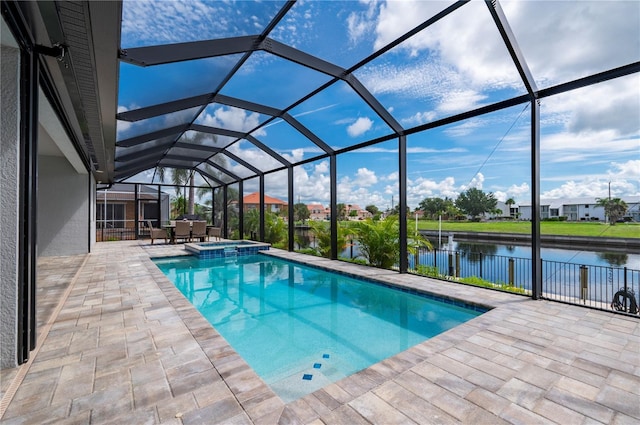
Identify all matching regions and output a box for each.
[1,240,638,424]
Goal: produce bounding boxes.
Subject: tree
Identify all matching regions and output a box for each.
[159,168,194,216]
[365,204,379,216]
[348,216,431,269]
[244,208,287,246]
[307,220,348,258]
[505,198,515,217]
[596,197,628,225]
[293,203,310,223]
[455,188,497,220]
[158,133,227,216]
[336,203,347,221]
[388,204,410,216]
[419,197,445,219]
[418,197,459,220]
[170,195,187,218]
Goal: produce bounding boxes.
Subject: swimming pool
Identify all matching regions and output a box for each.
[154,254,486,402]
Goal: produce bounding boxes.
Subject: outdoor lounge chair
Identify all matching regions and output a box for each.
[174,220,191,243]
[207,226,221,241]
[147,220,167,244]
[191,221,207,242]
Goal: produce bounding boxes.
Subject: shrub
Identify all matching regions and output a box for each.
[416,265,440,277]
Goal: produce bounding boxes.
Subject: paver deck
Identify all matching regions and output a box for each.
[1,240,638,424]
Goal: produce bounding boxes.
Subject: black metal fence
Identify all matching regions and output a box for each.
[97,228,137,241]
[410,248,640,316]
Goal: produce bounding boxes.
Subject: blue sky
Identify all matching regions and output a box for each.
[118,0,640,210]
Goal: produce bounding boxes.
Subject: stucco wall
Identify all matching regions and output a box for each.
[38,155,90,256]
[1,44,20,368]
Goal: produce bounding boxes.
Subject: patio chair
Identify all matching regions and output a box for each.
[174,220,191,243]
[207,226,221,241]
[147,220,167,245]
[191,221,207,242]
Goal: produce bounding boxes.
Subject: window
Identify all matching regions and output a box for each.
[585,205,589,208]
[141,201,159,227]
[96,203,125,228]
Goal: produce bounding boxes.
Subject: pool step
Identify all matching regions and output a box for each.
[224,247,237,257]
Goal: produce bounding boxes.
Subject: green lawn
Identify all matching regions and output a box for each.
[416,220,640,238]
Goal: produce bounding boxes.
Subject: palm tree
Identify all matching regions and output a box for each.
[157,132,224,216]
[596,197,628,225]
[348,216,431,269]
[506,198,515,218]
[307,220,348,258]
[158,167,193,216]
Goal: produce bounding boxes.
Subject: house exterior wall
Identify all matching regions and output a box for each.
[38,155,90,256]
[1,42,20,368]
[517,200,639,222]
[89,178,96,251]
[566,203,606,221]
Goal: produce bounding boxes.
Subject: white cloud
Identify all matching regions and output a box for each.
[438,91,488,115]
[347,117,374,137]
[611,160,640,179]
[374,1,523,87]
[460,172,485,191]
[493,182,530,203]
[353,168,378,187]
[401,111,437,126]
[226,141,283,174]
[281,148,306,164]
[542,75,640,138]
[541,130,638,158]
[199,106,266,136]
[501,1,640,86]
[443,119,485,138]
[540,159,640,199]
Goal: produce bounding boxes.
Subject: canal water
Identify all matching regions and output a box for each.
[337,238,639,270]
[434,240,640,270]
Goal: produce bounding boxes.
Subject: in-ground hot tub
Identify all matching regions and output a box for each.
[184,240,270,259]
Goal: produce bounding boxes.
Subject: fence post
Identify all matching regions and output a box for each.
[508,258,514,286]
[448,252,454,277]
[455,252,460,278]
[623,267,628,311]
[350,237,353,259]
[479,252,483,278]
[580,265,588,304]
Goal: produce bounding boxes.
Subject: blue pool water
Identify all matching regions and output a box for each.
[154,254,485,402]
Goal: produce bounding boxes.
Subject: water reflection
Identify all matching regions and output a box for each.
[596,252,629,267]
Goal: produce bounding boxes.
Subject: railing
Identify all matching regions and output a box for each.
[96,228,137,241]
[543,261,639,312]
[96,219,157,241]
[410,248,640,316]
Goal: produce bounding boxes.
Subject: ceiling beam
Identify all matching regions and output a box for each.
[116,125,187,147]
[119,35,261,66]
